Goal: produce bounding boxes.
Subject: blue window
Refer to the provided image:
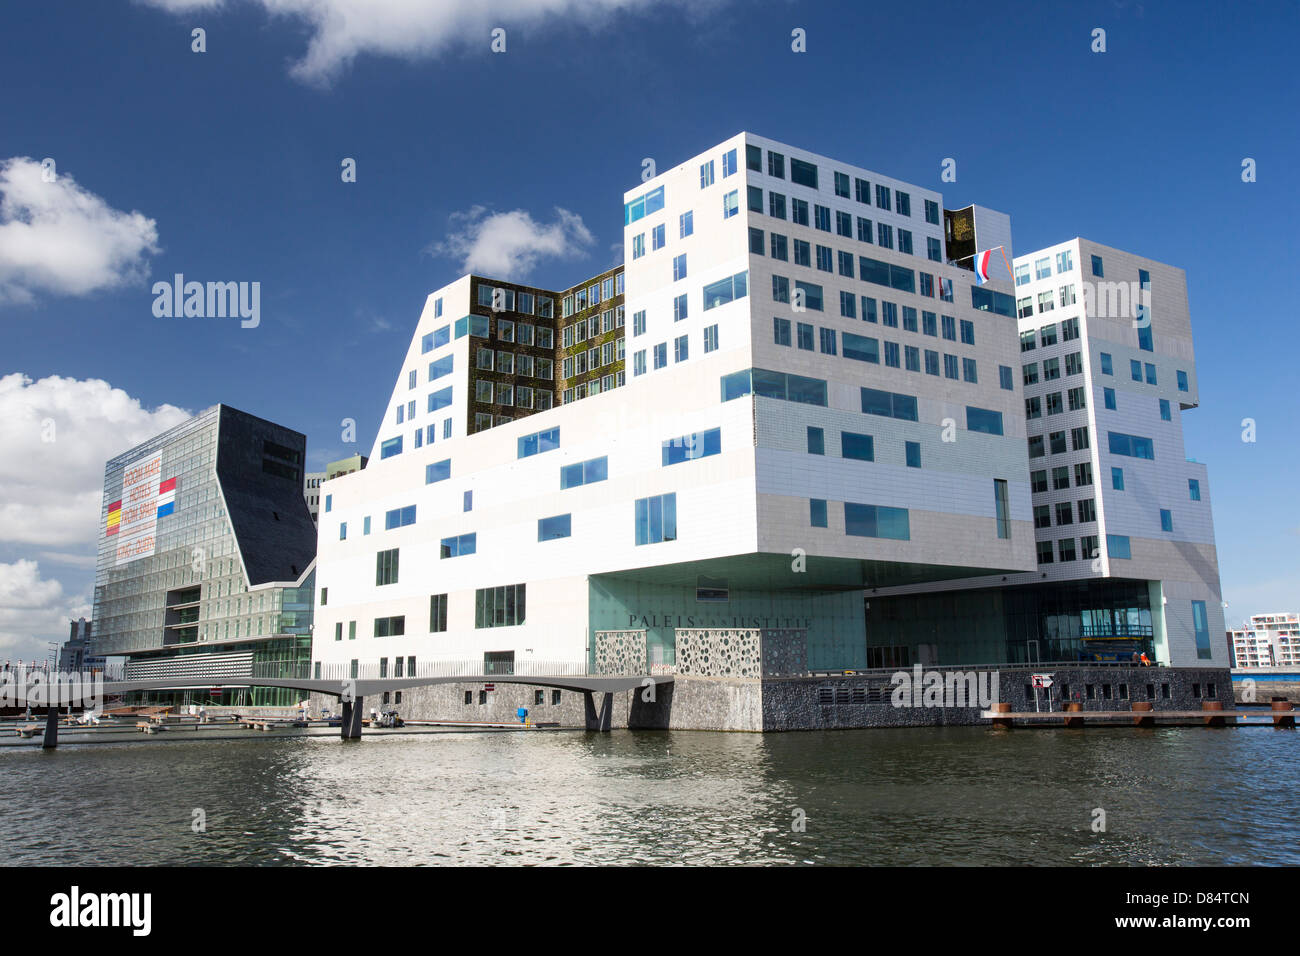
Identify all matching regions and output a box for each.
[680,210,693,237]
[464,490,472,512]
[720,368,827,406]
[561,456,608,489]
[999,365,1014,391]
[1104,387,1116,410]
[1137,319,1153,353]
[428,386,452,413]
[421,333,433,353]
[385,505,417,530]
[380,437,403,459]
[841,431,874,461]
[722,148,737,177]
[428,355,453,381]
[1100,353,1113,376]
[673,254,687,281]
[960,319,975,345]
[966,407,1004,436]
[538,514,572,541]
[774,317,791,346]
[810,499,828,528]
[1192,600,1212,660]
[324,494,332,513]
[842,333,879,364]
[425,459,451,484]
[339,522,347,541]
[905,441,921,468]
[1160,509,1173,533]
[1160,399,1171,421]
[844,503,910,540]
[518,427,561,459]
[1177,370,1189,392]
[1107,533,1130,559]
[860,387,918,421]
[1091,255,1104,277]
[793,280,823,312]
[790,158,818,189]
[1130,359,1143,382]
[807,427,825,455]
[840,291,856,318]
[653,343,667,369]
[663,427,721,466]
[1145,363,1157,385]
[1108,431,1155,459]
[1111,467,1125,491]
[962,357,978,384]
[723,189,739,219]
[440,533,476,559]
[674,293,688,321]
[703,271,748,311]
[634,493,677,546]
[652,223,665,249]
[363,515,371,535]
[624,185,665,224]
[1189,478,1201,501]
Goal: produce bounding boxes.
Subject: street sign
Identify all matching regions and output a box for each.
[1031,673,1054,688]
[484,683,495,692]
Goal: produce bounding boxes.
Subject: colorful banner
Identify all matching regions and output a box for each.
[111,452,176,566]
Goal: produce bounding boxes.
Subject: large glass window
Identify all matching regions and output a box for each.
[634,493,677,546]
[518,427,561,459]
[538,514,572,541]
[663,427,722,466]
[475,584,526,628]
[845,503,910,540]
[561,456,608,489]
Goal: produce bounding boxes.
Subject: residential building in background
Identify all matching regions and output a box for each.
[313,131,1038,693]
[304,471,325,522]
[869,239,1226,667]
[90,404,317,707]
[57,617,104,672]
[1229,613,1300,668]
[326,454,368,479]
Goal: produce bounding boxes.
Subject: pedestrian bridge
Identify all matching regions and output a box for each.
[13,661,672,744]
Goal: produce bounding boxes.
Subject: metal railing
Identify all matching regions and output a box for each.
[253,659,590,683]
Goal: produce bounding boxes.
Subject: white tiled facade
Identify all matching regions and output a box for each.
[311,133,1040,676]
[872,238,1227,667]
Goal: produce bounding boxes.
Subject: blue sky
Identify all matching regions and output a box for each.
[1,0,1297,658]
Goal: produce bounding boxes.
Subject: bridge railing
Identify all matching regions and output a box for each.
[252,659,590,683]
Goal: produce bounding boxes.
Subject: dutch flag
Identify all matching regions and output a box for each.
[974,249,993,285]
[156,477,177,518]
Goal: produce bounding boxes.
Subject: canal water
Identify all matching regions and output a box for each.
[1,726,1295,866]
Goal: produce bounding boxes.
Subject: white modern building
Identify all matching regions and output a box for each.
[869,239,1227,667]
[1229,613,1300,668]
[312,132,1039,683]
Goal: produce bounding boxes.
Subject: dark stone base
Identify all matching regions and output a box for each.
[308,667,1232,733]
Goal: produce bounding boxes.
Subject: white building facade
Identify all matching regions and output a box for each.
[312,133,1039,680]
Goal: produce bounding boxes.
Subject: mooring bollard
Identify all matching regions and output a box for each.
[1131,701,1154,727]
[1202,700,1226,727]
[991,701,1013,730]
[1271,697,1295,729]
[1063,701,1084,729]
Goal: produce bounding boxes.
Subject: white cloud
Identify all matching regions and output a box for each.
[0,157,160,306]
[429,205,593,279]
[0,374,191,549]
[0,559,90,658]
[136,0,714,84]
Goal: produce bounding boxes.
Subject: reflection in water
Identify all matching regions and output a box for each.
[1,726,1295,866]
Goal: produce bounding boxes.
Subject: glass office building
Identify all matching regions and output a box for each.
[91,405,317,707]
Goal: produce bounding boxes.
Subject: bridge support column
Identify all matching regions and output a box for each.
[42,707,58,749]
[341,697,364,739]
[584,691,612,732]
